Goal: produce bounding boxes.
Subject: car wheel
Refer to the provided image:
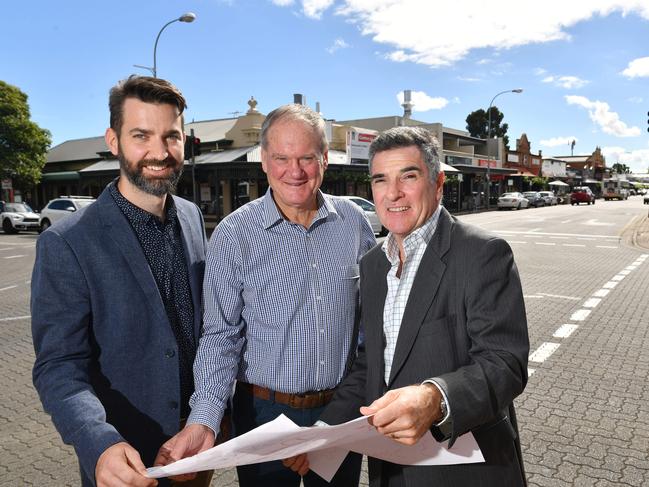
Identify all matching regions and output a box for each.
[517,203,521,210]
[2,218,18,234]
[39,219,51,233]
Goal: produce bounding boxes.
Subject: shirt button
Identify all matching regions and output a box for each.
[165,349,176,358]
[312,263,317,268]
[316,295,322,300]
[320,329,325,333]
[320,360,325,365]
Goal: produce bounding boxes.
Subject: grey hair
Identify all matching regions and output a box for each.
[368,126,441,181]
[260,104,328,155]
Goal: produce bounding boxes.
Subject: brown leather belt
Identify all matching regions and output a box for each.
[237,381,335,409]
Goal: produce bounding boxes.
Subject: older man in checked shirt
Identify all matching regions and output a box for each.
[155,103,375,486]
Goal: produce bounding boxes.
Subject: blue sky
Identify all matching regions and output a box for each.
[3,0,649,172]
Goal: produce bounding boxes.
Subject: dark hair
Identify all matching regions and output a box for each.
[108,75,187,135]
[368,126,441,181]
[260,103,328,155]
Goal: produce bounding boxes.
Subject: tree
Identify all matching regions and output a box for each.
[0,81,51,189]
[611,162,630,174]
[466,106,510,149]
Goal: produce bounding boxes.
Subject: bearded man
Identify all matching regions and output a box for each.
[31,75,210,487]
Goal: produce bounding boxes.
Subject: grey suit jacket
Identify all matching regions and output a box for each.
[31,183,207,486]
[321,207,529,487]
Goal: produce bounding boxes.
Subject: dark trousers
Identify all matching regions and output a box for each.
[233,387,362,487]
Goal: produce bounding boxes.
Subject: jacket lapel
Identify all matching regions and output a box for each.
[96,187,169,326]
[387,208,453,386]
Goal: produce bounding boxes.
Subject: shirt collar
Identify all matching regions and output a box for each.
[262,188,337,230]
[382,204,442,266]
[109,178,177,227]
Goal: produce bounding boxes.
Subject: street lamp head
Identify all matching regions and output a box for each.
[512,89,523,94]
[179,12,196,23]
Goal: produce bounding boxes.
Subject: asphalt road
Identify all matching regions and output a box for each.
[1,196,648,486]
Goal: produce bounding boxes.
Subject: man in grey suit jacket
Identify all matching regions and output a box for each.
[286,126,529,486]
[31,76,208,487]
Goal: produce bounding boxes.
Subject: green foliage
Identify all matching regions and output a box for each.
[465,106,510,148]
[0,81,51,187]
[530,176,547,189]
[610,162,630,174]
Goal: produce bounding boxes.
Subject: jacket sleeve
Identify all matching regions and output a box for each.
[436,236,529,447]
[31,230,124,483]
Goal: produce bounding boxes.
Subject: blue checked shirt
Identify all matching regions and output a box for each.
[188,189,376,433]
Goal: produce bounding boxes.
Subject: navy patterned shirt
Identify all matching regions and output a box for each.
[110,182,195,417]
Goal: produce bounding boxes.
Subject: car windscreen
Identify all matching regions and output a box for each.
[4,203,30,213]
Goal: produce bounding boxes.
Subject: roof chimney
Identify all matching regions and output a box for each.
[316,101,321,115]
[401,89,413,123]
[293,93,306,105]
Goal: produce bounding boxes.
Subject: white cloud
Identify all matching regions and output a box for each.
[542,75,589,89]
[534,67,547,76]
[302,0,335,18]
[565,95,641,137]
[539,136,579,147]
[621,56,649,78]
[270,0,294,6]
[396,90,448,111]
[476,58,491,65]
[325,1,649,67]
[601,146,649,173]
[326,38,349,54]
[457,76,482,82]
[627,96,643,103]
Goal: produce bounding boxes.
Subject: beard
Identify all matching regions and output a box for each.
[117,147,184,197]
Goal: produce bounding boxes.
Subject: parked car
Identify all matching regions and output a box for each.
[1,202,41,234]
[339,196,386,236]
[497,192,529,210]
[570,186,596,205]
[522,191,546,208]
[644,193,649,205]
[538,191,558,206]
[39,196,96,232]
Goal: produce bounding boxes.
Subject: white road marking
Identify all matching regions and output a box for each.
[611,275,625,282]
[619,270,631,275]
[0,247,16,252]
[553,324,579,338]
[563,244,586,247]
[508,241,528,244]
[577,237,596,241]
[0,285,18,292]
[529,342,561,363]
[603,281,619,289]
[571,309,591,321]
[493,230,619,239]
[0,315,31,322]
[538,293,580,300]
[596,246,618,249]
[583,298,601,308]
[3,255,25,259]
[535,242,556,246]
[626,266,637,270]
[583,219,614,226]
[524,295,544,299]
[550,236,569,240]
[560,220,572,224]
[592,289,610,298]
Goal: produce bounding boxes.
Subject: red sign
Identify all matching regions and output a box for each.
[358,133,377,143]
[478,159,497,168]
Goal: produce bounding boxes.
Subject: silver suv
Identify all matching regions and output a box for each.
[1,202,40,234]
[39,196,96,232]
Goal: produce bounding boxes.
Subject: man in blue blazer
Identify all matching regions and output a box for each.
[31,76,208,487]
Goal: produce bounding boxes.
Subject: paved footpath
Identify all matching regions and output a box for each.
[2,211,649,485]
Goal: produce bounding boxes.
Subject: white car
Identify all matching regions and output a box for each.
[39,196,96,232]
[339,196,386,236]
[538,191,558,206]
[497,192,529,210]
[1,202,41,233]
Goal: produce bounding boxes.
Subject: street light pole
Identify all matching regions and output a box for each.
[150,12,196,78]
[486,88,523,209]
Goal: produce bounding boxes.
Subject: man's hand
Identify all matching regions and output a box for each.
[95,442,158,487]
[359,384,443,445]
[283,453,310,476]
[154,423,215,481]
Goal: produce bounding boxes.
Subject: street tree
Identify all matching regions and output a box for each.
[611,162,630,174]
[0,80,51,189]
[466,106,510,148]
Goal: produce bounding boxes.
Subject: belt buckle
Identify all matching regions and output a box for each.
[317,391,325,406]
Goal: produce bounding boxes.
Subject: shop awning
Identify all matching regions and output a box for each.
[441,162,460,174]
[40,171,80,181]
[510,169,537,177]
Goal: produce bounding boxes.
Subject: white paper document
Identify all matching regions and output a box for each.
[147,414,484,482]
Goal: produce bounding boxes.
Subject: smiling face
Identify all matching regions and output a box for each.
[261,119,328,223]
[105,97,185,199]
[370,145,444,246]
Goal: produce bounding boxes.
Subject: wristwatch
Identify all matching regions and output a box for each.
[439,396,448,419]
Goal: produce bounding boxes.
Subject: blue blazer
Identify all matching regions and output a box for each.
[31,184,207,486]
